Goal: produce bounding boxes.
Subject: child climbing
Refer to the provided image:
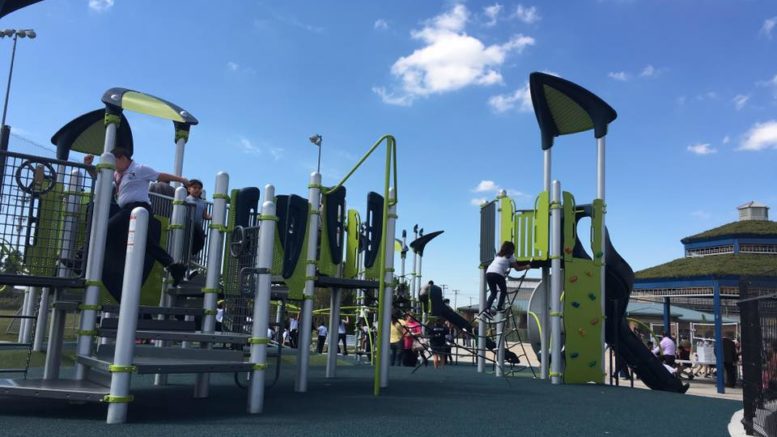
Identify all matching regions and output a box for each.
[484,241,529,317]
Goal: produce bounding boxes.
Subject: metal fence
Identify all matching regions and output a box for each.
[739,278,777,436]
[221,224,261,335]
[0,150,94,288]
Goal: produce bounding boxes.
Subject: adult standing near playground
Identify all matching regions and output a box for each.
[337,316,349,355]
[660,332,677,367]
[484,241,529,316]
[87,148,189,287]
[317,321,328,354]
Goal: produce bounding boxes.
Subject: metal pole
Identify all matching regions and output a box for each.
[379,187,397,388]
[495,310,505,377]
[550,180,563,384]
[295,172,321,392]
[172,137,185,187]
[106,207,148,424]
[1,34,18,129]
[248,192,277,414]
[541,148,551,379]
[596,136,606,380]
[713,281,725,394]
[326,288,341,378]
[477,266,486,373]
[193,171,228,398]
[75,126,118,381]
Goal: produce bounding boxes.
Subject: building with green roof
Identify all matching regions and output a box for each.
[632,202,777,393]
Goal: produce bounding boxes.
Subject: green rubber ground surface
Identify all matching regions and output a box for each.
[0,361,738,436]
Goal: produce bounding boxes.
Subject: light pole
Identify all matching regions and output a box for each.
[0,28,36,151]
[309,134,322,173]
[452,289,459,310]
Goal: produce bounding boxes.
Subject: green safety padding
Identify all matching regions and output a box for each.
[591,199,604,264]
[138,214,170,306]
[344,209,360,279]
[318,186,346,277]
[284,213,309,300]
[563,192,576,262]
[513,211,534,262]
[24,183,65,276]
[498,195,514,247]
[562,260,603,384]
[533,191,549,260]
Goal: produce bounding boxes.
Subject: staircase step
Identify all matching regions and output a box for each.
[97,329,251,344]
[78,344,251,374]
[0,378,109,402]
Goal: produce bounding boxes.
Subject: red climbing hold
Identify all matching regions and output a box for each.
[569,276,578,283]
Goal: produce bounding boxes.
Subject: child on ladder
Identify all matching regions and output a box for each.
[483,241,529,318]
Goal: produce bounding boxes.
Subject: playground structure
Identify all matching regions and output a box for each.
[478,72,686,392]
[0,85,400,422]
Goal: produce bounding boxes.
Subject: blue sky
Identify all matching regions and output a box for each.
[3,0,777,306]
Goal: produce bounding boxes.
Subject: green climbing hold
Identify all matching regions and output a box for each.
[570,352,579,359]
[588,293,596,301]
[571,301,580,308]
[588,360,597,368]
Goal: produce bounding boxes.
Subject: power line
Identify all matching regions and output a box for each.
[10,132,56,155]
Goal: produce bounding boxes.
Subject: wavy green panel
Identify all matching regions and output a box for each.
[562,259,603,384]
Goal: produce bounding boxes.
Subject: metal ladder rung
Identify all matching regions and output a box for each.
[0,343,34,348]
[0,315,37,320]
[0,368,28,373]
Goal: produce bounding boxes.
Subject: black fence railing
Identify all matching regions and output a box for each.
[739,278,777,436]
[0,151,95,288]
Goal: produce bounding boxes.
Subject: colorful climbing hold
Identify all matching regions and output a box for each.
[590,318,599,326]
[585,271,592,277]
[570,352,579,359]
[571,301,580,308]
[588,293,596,301]
[570,276,578,283]
[578,328,585,337]
[564,247,572,254]
[588,360,597,368]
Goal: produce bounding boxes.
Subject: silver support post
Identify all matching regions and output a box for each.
[44,169,85,376]
[295,172,321,393]
[18,287,35,343]
[75,142,117,380]
[410,248,418,305]
[154,186,187,386]
[106,207,148,424]
[172,137,185,188]
[596,136,606,379]
[495,310,505,377]
[248,192,277,414]
[32,288,49,350]
[477,266,486,373]
[326,288,341,378]
[550,180,563,384]
[541,148,552,379]
[379,187,397,388]
[194,171,229,398]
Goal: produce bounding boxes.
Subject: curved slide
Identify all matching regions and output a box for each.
[426,287,497,351]
[603,231,687,393]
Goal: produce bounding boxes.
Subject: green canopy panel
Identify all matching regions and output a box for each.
[101,88,199,125]
[344,209,360,279]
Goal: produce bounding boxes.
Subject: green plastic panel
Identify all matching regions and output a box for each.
[138,215,170,307]
[562,191,576,262]
[544,85,593,136]
[121,91,186,123]
[533,192,549,260]
[513,211,534,262]
[222,189,240,294]
[318,194,337,277]
[498,195,515,247]
[24,184,64,276]
[344,209,360,279]
[591,199,604,265]
[562,259,603,384]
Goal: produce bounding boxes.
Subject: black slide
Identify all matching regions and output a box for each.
[427,286,497,351]
[603,231,687,393]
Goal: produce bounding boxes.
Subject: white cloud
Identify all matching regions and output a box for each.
[374,4,535,106]
[757,74,777,98]
[473,180,500,192]
[89,0,114,12]
[696,91,718,101]
[722,135,730,144]
[760,17,777,39]
[739,120,777,151]
[269,147,284,160]
[691,210,711,220]
[732,94,749,111]
[640,64,657,77]
[687,143,717,155]
[488,81,532,113]
[608,71,629,81]
[515,5,541,24]
[470,197,488,206]
[374,19,389,30]
[483,4,502,27]
[227,62,239,72]
[238,137,261,156]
